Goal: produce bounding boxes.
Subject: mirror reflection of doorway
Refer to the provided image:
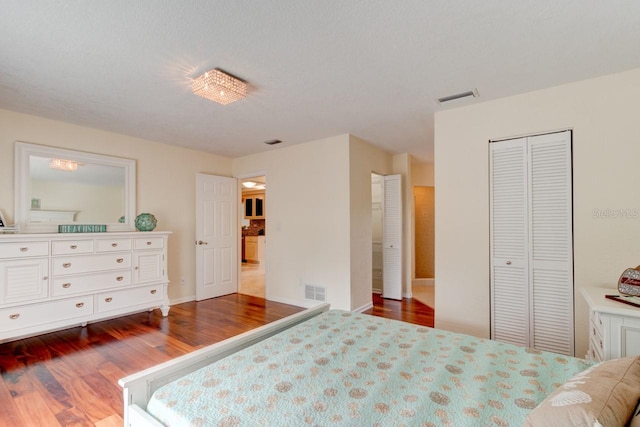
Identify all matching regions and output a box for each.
[239,176,266,298]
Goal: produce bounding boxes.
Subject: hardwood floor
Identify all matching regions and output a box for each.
[0,293,434,427]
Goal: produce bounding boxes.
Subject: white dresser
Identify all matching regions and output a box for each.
[581,286,640,361]
[0,231,170,343]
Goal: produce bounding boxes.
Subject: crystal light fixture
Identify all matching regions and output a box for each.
[192,69,247,105]
[50,158,78,171]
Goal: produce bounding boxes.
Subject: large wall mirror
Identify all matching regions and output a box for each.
[15,141,136,233]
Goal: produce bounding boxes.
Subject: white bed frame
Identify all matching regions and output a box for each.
[119,303,330,427]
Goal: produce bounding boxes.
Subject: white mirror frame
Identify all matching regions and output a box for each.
[15,141,136,233]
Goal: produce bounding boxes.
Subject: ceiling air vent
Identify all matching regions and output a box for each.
[264,139,282,145]
[437,88,479,105]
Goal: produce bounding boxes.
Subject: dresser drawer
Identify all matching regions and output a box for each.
[96,238,132,252]
[0,241,49,259]
[52,270,131,297]
[53,253,132,275]
[96,284,162,313]
[0,296,93,332]
[52,240,94,255]
[134,237,164,250]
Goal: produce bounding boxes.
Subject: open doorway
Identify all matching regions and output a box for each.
[239,176,266,298]
[412,186,435,307]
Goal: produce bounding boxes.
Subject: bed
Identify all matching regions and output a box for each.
[120,304,640,426]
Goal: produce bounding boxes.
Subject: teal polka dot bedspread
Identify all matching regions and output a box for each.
[147,310,592,426]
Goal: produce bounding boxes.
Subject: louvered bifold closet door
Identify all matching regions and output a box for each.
[490,138,530,347]
[382,174,402,300]
[528,131,574,355]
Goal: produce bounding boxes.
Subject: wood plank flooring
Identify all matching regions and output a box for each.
[0,293,433,427]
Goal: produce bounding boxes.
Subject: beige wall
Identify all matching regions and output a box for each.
[232,135,353,309]
[414,186,434,278]
[0,109,232,303]
[434,67,640,357]
[349,135,394,310]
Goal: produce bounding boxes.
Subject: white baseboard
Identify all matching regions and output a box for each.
[267,295,315,309]
[413,278,434,287]
[352,302,373,313]
[169,295,196,305]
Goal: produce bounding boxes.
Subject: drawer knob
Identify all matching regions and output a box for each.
[506,261,512,265]
[105,297,113,303]
[20,247,28,252]
[63,263,71,268]
[70,245,77,249]
[146,241,152,246]
[43,276,48,281]
[112,243,118,247]
[116,258,124,263]
[116,276,124,282]
[600,339,603,349]
[63,283,71,288]
[75,302,84,308]
[150,289,157,295]
[9,313,20,320]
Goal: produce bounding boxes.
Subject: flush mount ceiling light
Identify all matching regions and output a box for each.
[437,88,479,105]
[50,158,78,171]
[242,181,257,188]
[192,68,247,105]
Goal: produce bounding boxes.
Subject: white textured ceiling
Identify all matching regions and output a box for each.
[1,1,640,163]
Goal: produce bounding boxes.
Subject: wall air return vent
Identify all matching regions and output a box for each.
[437,88,479,105]
[304,284,326,302]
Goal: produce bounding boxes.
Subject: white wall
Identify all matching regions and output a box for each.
[0,109,232,303]
[434,67,640,357]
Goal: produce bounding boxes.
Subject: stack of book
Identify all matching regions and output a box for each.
[0,225,20,234]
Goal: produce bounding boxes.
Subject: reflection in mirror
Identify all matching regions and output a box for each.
[15,142,136,233]
[29,155,126,223]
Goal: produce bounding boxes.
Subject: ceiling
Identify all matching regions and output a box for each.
[1,1,639,163]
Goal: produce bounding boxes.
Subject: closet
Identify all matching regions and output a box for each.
[489,130,574,355]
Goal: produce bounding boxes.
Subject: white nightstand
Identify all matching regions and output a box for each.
[581,286,640,361]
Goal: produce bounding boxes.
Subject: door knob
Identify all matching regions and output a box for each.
[196,240,208,245]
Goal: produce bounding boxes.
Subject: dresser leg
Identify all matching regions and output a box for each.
[161,305,170,317]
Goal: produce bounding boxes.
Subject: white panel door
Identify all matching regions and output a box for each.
[490,138,530,347]
[196,173,237,301]
[382,174,402,300]
[528,131,574,355]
